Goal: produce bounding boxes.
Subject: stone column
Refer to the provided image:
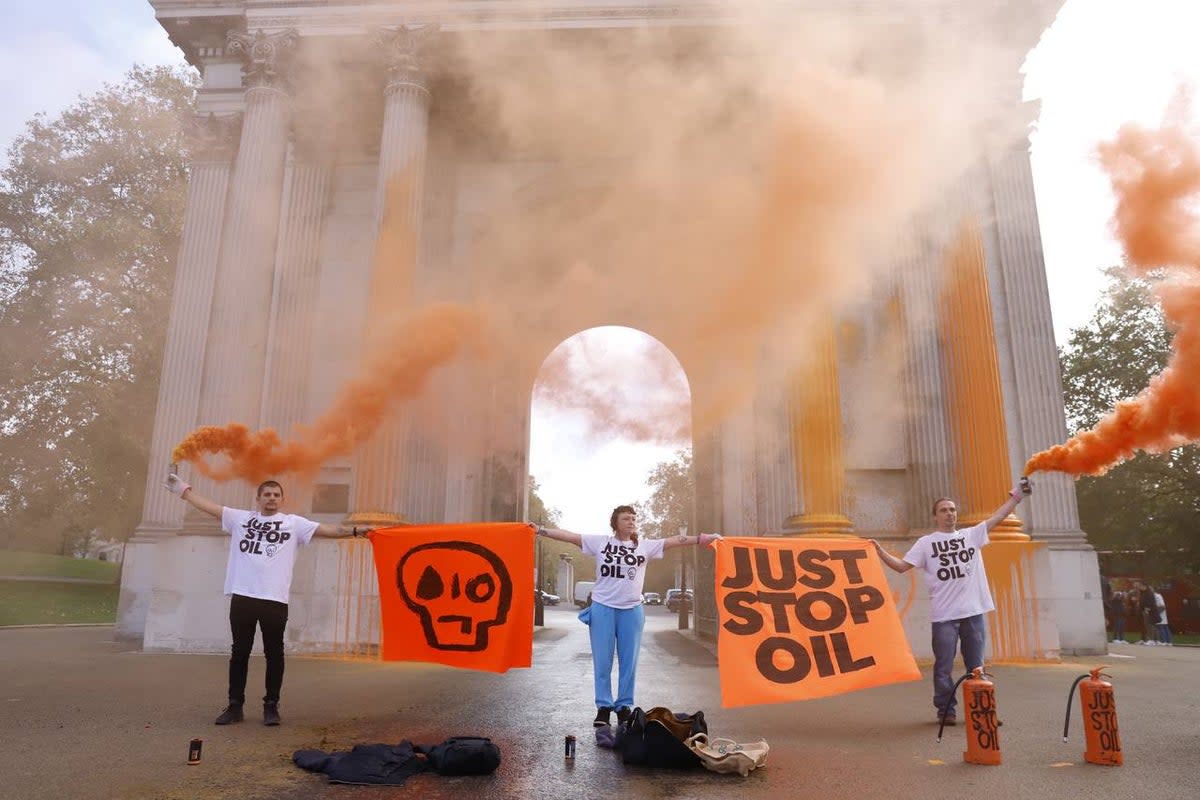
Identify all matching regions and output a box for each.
[349,25,436,527]
[136,114,241,534]
[258,132,333,512]
[898,225,955,532]
[116,114,239,640]
[987,142,1085,545]
[938,218,1025,539]
[190,28,298,515]
[784,318,855,537]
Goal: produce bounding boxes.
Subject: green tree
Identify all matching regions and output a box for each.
[1060,267,1199,578]
[0,65,196,554]
[528,477,576,591]
[527,477,562,528]
[633,448,694,594]
[634,448,694,540]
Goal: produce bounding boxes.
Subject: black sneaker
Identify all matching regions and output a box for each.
[593,707,612,728]
[263,702,281,726]
[938,711,957,726]
[214,704,244,725]
[615,707,632,726]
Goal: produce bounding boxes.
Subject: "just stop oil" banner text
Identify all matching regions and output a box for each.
[712,538,919,707]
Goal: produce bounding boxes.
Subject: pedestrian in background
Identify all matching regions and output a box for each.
[1111,589,1127,643]
[1137,581,1159,645]
[1154,587,1173,646]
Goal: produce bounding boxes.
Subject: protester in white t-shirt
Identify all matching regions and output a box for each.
[165,473,362,726]
[1154,589,1173,645]
[869,479,1031,726]
[537,505,721,727]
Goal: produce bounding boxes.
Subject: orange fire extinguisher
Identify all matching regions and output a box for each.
[1063,667,1122,765]
[938,666,1001,765]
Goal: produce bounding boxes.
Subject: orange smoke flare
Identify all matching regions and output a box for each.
[172,303,484,482]
[1025,115,1200,476]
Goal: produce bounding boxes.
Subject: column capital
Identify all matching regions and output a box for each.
[373,24,438,96]
[186,112,242,162]
[227,28,299,91]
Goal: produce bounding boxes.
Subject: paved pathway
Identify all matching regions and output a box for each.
[1,605,1196,799]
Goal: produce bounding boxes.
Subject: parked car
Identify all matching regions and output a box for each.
[643,592,662,606]
[536,589,560,606]
[574,581,596,608]
[665,589,693,612]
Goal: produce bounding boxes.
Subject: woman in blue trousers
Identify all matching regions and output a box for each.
[537,505,720,726]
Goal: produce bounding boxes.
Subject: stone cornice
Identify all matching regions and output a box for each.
[155,3,1065,64]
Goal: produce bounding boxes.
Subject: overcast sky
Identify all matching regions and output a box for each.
[2,0,1197,532]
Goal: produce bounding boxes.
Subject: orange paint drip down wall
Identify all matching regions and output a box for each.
[983,541,1053,662]
[1026,117,1200,477]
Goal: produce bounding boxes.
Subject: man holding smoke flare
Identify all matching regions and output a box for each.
[165,471,362,726]
[870,478,1032,725]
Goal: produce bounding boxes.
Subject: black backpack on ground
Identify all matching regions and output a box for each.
[616,707,707,769]
[420,736,502,775]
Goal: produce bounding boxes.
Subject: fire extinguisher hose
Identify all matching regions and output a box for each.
[1061,673,1091,742]
[937,672,974,743]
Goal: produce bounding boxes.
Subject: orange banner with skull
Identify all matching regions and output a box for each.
[370,523,535,672]
[713,538,920,707]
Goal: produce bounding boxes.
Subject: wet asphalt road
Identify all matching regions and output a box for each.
[1,604,1197,800]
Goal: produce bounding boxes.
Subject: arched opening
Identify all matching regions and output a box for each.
[527,326,693,604]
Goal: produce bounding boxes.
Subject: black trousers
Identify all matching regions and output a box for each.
[228,593,289,705]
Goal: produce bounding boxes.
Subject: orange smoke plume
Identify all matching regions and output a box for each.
[172,303,484,482]
[1025,115,1200,476]
[534,333,691,444]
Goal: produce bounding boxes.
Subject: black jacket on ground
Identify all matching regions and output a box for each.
[293,741,426,785]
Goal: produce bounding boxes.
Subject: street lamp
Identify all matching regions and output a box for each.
[534,531,544,627]
[677,524,689,630]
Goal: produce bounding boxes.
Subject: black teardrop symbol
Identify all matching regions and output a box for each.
[416,565,444,600]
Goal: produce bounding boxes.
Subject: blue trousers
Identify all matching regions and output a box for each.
[931,615,986,716]
[584,602,645,710]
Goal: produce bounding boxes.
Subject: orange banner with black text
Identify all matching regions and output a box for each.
[713,537,920,707]
[370,523,535,673]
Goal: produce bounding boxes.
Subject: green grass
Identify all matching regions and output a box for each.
[0,550,119,581]
[0,581,118,626]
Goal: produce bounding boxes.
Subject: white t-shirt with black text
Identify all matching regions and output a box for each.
[903,523,994,623]
[221,507,319,604]
[581,535,667,609]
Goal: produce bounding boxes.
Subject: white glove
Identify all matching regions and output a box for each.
[699,533,723,546]
[165,474,191,496]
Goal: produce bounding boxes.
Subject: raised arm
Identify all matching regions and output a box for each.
[534,525,584,548]
[869,539,913,573]
[166,474,223,519]
[983,478,1032,533]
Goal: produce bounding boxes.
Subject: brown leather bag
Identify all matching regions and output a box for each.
[643,707,707,742]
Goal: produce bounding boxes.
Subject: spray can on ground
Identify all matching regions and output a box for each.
[187,738,202,765]
[564,735,576,760]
